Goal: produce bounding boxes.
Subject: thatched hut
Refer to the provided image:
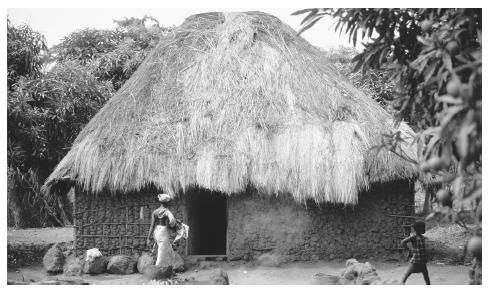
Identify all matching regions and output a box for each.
[44,11,418,261]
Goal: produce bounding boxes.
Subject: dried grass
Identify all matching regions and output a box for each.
[44,11,418,204]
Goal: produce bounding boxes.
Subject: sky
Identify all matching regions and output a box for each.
[7,8,356,51]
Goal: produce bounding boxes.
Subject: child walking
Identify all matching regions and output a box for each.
[401,221,431,285]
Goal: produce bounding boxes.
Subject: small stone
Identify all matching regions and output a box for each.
[210,269,229,285]
[173,252,185,272]
[142,264,173,280]
[256,253,280,267]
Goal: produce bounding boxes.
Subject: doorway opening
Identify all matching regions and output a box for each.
[186,188,227,256]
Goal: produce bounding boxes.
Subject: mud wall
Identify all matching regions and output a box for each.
[227,180,414,261]
[75,180,414,261]
[74,188,186,257]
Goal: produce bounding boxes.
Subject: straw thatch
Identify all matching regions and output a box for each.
[44,11,417,204]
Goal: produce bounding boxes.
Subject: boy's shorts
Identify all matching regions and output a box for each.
[407,263,428,274]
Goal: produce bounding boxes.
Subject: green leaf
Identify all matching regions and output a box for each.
[298,16,323,35]
[291,9,317,16]
[424,62,438,84]
[442,52,453,72]
[416,36,434,47]
[300,9,319,25]
[437,95,462,105]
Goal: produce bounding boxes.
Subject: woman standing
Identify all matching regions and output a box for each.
[146,194,178,267]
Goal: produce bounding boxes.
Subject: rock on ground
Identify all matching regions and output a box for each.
[137,253,155,273]
[107,255,137,274]
[43,243,65,274]
[187,268,229,285]
[312,273,340,285]
[83,256,108,274]
[210,268,229,285]
[316,258,399,285]
[142,264,173,280]
[173,252,185,272]
[63,257,83,276]
[256,253,281,267]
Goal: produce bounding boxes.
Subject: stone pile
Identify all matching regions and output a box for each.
[313,259,399,285]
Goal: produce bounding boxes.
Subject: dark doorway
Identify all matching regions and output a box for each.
[186,188,227,255]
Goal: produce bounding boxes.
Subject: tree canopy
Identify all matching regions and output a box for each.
[295,8,481,229]
[7,16,171,228]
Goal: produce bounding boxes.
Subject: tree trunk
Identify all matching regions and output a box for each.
[469,257,482,284]
[422,186,431,215]
[7,177,25,228]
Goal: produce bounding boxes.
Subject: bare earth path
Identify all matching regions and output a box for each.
[7,227,470,284]
[7,227,74,244]
[7,261,470,285]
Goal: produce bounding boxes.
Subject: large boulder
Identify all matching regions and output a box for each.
[43,243,65,274]
[63,257,83,276]
[107,255,136,274]
[142,264,173,280]
[83,256,108,274]
[137,253,155,273]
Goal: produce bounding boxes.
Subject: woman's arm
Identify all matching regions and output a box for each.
[165,209,177,228]
[147,212,156,246]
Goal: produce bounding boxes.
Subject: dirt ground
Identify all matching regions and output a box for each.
[7,227,74,244]
[7,226,471,285]
[7,260,470,285]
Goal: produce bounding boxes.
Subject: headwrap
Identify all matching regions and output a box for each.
[157,193,171,203]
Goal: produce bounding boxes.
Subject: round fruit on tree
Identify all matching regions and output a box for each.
[446,79,461,97]
[436,189,452,207]
[446,41,460,55]
[466,236,482,259]
[420,20,433,31]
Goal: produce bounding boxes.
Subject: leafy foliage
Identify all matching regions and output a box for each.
[324,46,396,115]
[8,62,113,174]
[7,16,170,228]
[7,18,47,90]
[52,16,170,90]
[7,61,113,227]
[295,9,481,231]
[51,28,120,64]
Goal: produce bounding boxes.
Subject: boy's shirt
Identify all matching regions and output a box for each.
[404,233,427,264]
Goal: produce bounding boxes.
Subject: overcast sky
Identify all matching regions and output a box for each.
[7,8,356,51]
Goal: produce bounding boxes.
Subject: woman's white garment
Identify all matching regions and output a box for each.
[154,225,178,267]
[153,208,177,267]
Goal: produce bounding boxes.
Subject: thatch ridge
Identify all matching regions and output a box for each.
[44,11,418,204]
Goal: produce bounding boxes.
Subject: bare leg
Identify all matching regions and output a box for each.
[401,271,412,284]
[421,269,431,285]
[401,264,414,284]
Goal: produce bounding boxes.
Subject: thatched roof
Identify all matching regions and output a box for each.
[44,11,418,204]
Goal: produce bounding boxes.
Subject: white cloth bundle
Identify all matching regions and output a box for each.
[174,223,189,243]
[86,248,102,261]
[157,194,171,202]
